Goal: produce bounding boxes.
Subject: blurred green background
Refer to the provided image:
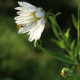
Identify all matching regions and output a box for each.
[0,0,79,80]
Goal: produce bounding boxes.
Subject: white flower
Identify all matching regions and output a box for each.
[14,1,45,47]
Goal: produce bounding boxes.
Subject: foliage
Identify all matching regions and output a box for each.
[0,0,80,80]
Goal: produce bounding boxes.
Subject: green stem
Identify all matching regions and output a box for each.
[56,23,71,49]
[48,15,62,41]
[48,15,71,56]
[78,1,80,44]
[64,78,69,80]
[55,22,72,56]
[77,0,80,60]
[65,47,70,55]
[47,13,72,56]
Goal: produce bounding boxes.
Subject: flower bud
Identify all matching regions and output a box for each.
[61,68,72,79]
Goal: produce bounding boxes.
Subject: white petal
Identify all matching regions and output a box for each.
[15,7,28,11]
[18,1,36,8]
[14,15,34,20]
[28,19,45,43]
[27,8,36,13]
[15,6,36,13]
[34,40,37,47]
[35,8,45,18]
[18,22,37,34]
[17,11,34,16]
[16,19,35,24]
[36,8,41,12]
[29,18,45,35]
[15,16,35,24]
[14,1,46,47]
[28,24,45,44]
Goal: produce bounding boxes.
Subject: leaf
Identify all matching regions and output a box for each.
[36,42,76,64]
[71,40,76,50]
[79,43,80,59]
[77,42,80,59]
[72,14,78,29]
[49,16,58,36]
[55,12,61,17]
[51,39,65,49]
[65,28,70,39]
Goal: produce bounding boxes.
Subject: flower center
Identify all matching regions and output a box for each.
[32,11,41,21]
[35,16,41,21]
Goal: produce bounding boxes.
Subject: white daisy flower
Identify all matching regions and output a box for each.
[14,1,45,47]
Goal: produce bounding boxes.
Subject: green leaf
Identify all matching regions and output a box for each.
[79,43,80,59]
[77,42,80,59]
[51,39,65,49]
[65,28,70,39]
[72,14,78,29]
[75,42,80,60]
[48,16,58,36]
[36,42,76,64]
[71,40,76,50]
[55,12,61,17]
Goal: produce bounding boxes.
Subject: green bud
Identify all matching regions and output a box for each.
[61,68,72,79]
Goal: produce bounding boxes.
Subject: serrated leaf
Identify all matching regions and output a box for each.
[72,14,78,29]
[36,42,76,64]
[51,39,65,49]
[65,28,70,39]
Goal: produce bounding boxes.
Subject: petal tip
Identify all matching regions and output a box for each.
[34,40,36,47]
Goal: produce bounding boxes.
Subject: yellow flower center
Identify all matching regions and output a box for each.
[31,11,41,21]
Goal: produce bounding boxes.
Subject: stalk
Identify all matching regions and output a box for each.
[78,1,80,44]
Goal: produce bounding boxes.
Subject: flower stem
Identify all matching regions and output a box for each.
[56,24,71,48]
[78,1,80,44]
[48,15,71,56]
[56,24,72,56]
[47,13,73,56]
